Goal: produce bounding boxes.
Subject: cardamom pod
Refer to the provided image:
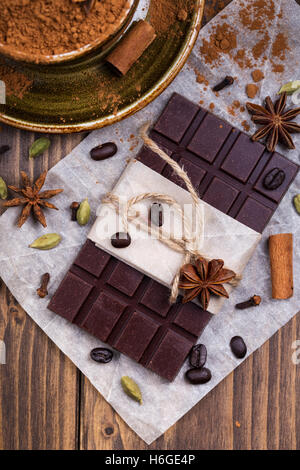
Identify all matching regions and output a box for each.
[29,137,51,159]
[294,194,300,214]
[76,198,91,226]
[279,80,300,95]
[29,233,61,250]
[0,176,8,200]
[121,376,142,404]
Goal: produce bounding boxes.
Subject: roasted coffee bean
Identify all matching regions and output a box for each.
[230,336,247,359]
[90,348,113,364]
[0,145,10,155]
[90,142,118,161]
[189,344,207,369]
[263,168,286,190]
[150,203,164,227]
[185,367,212,385]
[111,232,131,248]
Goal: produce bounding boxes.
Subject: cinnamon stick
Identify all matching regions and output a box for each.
[106,20,156,76]
[269,233,293,299]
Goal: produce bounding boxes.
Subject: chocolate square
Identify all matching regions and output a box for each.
[254,152,299,202]
[188,112,232,162]
[203,177,239,213]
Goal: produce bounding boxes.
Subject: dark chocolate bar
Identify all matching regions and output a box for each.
[48,240,212,381]
[49,93,298,382]
[138,93,299,233]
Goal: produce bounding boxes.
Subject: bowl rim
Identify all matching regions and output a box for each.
[0,0,205,134]
[0,0,138,65]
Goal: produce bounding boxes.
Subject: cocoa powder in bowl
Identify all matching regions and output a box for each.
[0,0,135,62]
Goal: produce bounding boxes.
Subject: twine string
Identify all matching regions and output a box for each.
[102,124,240,304]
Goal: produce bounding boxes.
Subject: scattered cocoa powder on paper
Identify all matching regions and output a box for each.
[271,32,290,60]
[242,120,250,132]
[270,32,290,73]
[246,83,258,99]
[194,70,209,86]
[234,49,253,70]
[251,69,264,82]
[200,22,237,66]
[251,32,270,62]
[239,0,276,31]
[199,0,288,75]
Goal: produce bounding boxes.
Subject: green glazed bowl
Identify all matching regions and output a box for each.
[0,0,205,133]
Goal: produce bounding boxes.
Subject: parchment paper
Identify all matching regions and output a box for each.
[0,0,299,444]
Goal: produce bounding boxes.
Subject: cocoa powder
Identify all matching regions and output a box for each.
[149,0,193,34]
[199,0,288,75]
[246,83,258,99]
[252,69,264,82]
[0,59,33,99]
[0,0,131,57]
[200,22,237,66]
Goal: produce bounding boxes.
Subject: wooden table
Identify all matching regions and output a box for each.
[0,1,299,450]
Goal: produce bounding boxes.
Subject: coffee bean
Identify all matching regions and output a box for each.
[150,203,164,227]
[189,344,207,369]
[90,348,114,363]
[111,232,131,248]
[185,367,212,385]
[0,145,10,155]
[90,142,118,161]
[263,168,286,190]
[230,336,247,359]
[105,427,114,435]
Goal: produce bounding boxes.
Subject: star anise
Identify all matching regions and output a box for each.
[178,258,236,311]
[3,171,63,228]
[246,92,300,152]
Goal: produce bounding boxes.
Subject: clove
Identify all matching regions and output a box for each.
[70,201,80,221]
[213,76,234,92]
[37,273,50,298]
[236,295,262,310]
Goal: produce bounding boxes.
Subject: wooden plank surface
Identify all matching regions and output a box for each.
[0,0,299,450]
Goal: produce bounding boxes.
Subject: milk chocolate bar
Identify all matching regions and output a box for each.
[138,93,299,233]
[48,239,212,381]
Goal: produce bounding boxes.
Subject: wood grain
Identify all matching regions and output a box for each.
[0,0,299,450]
[0,127,86,450]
